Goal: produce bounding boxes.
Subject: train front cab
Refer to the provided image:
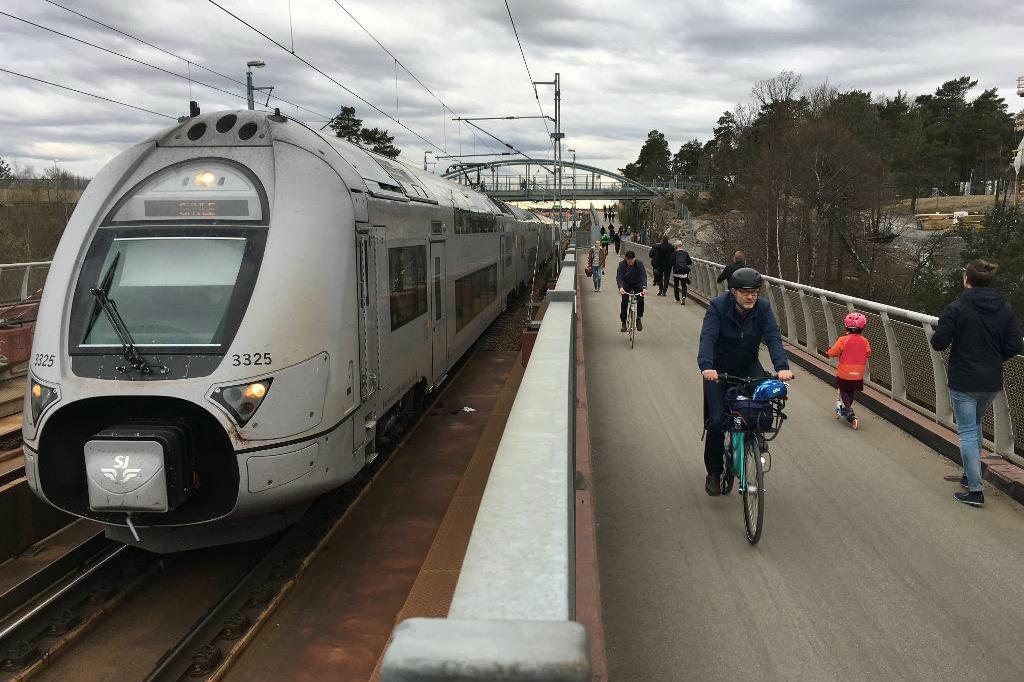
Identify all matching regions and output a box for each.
[25,115,365,550]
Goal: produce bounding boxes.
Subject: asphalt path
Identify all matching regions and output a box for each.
[583,252,1024,681]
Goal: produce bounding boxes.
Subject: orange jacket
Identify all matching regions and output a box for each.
[827,333,871,380]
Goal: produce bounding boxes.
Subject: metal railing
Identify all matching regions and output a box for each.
[0,261,51,305]
[380,255,589,680]
[673,250,1023,458]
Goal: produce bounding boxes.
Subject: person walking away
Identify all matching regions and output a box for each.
[826,312,871,428]
[600,228,611,253]
[587,239,607,292]
[930,259,1023,507]
[612,227,621,255]
[718,251,746,284]
[698,268,793,496]
[672,241,693,304]
[616,250,648,332]
[651,236,674,295]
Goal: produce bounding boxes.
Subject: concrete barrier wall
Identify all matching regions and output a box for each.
[380,254,590,681]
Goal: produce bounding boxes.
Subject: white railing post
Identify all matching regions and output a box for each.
[798,290,816,353]
[779,285,797,345]
[19,265,30,301]
[879,311,907,401]
[820,294,839,366]
[920,321,954,428]
[992,392,1016,456]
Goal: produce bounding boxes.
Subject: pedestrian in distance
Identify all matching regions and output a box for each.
[651,235,674,296]
[718,251,746,284]
[587,239,607,292]
[930,259,1023,507]
[600,228,611,252]
[616,250,647,332]
[671,241,693,304]
[826,312,871,429]
[612,227,621,255]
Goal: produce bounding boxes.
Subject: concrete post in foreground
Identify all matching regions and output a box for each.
[379,618,591,682]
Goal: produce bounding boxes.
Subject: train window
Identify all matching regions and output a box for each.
[453,208,498,234]
[433,257,442,322]
[107,159,265,224]
[388,246,428,331]
[431,220,443,236]
[454,264,498,332]
[73,231,263,349]
[502,235,513,268]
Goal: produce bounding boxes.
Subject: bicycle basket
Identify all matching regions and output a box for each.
[725,397,775,432]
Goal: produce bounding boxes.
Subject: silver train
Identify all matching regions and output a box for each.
[23,109,555,552]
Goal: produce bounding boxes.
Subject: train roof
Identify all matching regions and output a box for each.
[147,109,542,222]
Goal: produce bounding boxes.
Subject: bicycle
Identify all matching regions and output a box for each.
[716,374,789,544]
[624,291,643,348]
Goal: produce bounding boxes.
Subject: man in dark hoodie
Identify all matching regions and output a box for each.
[930,259,1023,507]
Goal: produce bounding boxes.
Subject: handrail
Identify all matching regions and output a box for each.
[641,244,1021,457]
[0,261,51,303]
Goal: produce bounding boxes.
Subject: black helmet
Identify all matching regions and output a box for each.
[729,267,763,290]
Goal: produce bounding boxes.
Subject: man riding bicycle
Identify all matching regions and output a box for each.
[616,250,648,332]
[697,267,793,496]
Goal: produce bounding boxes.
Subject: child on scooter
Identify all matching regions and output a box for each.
[826,312,871,429]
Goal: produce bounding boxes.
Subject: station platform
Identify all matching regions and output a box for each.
[581,251,1024,681]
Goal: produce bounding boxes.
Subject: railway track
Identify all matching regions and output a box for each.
[0,352,470,681]
[0,286,541,681]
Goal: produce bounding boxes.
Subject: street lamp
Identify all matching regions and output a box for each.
[245,60,274,110]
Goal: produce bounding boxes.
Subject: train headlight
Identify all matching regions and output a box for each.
[194,170,217,187]
[29,377,60,424]
[211,379,273,427]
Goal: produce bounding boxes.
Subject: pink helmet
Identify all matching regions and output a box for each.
[844,311,867,330]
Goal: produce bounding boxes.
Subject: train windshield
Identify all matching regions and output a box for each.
[72,228,266,351]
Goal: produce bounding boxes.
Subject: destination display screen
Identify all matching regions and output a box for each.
[144,199,251,218]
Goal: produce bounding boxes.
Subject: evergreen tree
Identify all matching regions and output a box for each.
[0,156,10,181]
[620,130,671,182]
[328,106,363,143]
[671,139,703,176]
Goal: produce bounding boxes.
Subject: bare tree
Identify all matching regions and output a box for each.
[751,70,803,108]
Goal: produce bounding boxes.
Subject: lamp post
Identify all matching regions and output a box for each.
[246,60,265,110]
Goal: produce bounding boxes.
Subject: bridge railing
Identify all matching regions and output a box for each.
[380,255,589,680]
[0,261,51,305]
[623,243,1023,458]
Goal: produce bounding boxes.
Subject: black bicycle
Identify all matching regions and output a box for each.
[717,374,789,544]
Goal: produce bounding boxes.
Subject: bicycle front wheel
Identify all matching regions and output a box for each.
[628,305,636,348]
[742,436,765,544]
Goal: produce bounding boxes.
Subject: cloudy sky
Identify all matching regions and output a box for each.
[1,0,1021,178]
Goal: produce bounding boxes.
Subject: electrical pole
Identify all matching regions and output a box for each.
[534,73,564,246]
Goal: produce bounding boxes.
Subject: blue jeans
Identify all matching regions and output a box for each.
[949,390,998,492]
[592,265,602,289]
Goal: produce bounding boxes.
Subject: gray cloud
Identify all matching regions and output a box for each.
[0,0,1020,179]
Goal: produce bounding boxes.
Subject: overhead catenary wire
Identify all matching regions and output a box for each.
[330,0,512,158]
[41,0,331,121]
[504,0,551,138]
[207,0,452,155]
[0,67,176,119]
[0,11,272,114]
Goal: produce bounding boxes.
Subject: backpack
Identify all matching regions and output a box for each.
[673,250,691,274]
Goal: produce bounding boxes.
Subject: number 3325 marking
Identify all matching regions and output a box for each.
[231,352,272,367]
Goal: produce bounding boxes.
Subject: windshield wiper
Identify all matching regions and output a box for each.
[88,254,168,375]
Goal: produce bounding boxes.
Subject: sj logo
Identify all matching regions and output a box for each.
[101,455,142,484]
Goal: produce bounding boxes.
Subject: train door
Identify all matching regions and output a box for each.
[429,240,447,382]
[354,228,383,460]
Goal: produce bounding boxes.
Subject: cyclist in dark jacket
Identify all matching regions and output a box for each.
[930,259,1023,507]
[698,267,793,496]
[616,250,648,332]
